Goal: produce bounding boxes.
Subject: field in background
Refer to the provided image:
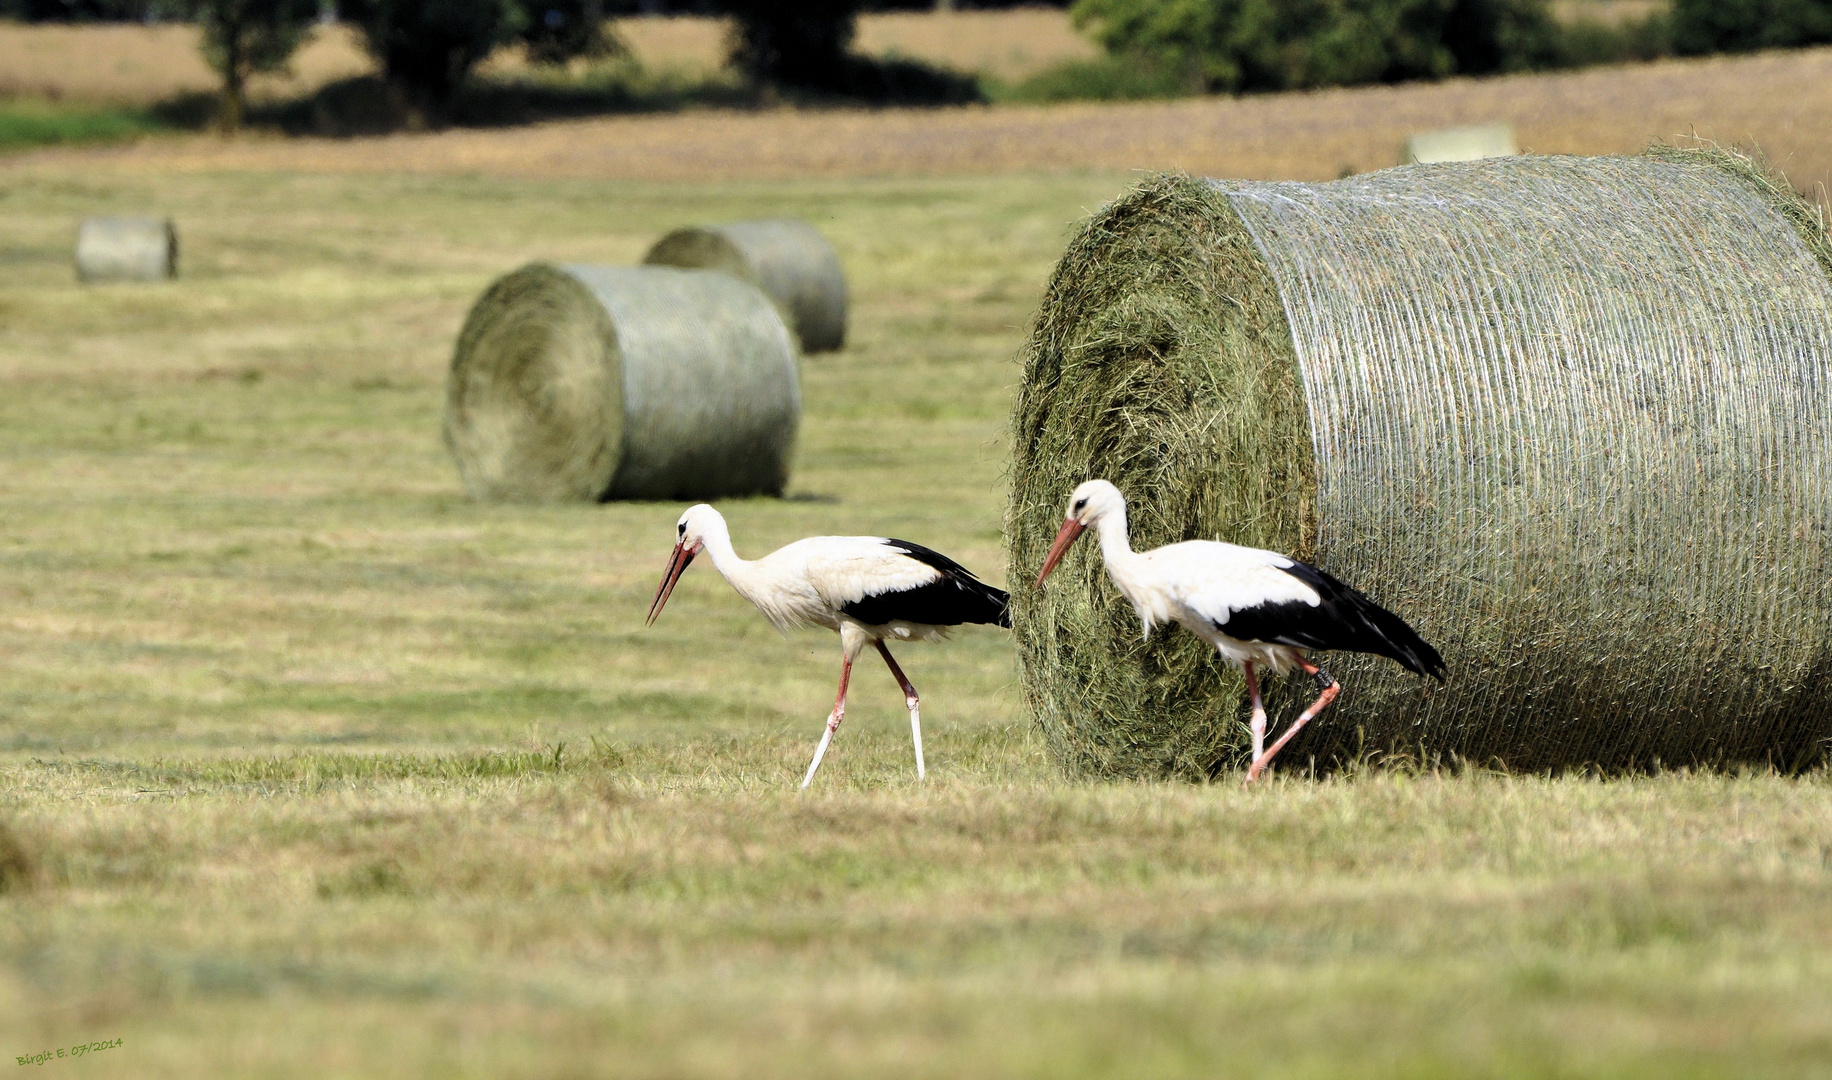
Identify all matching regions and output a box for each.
[2,152,1832,1076]
[0,8,1096,109]
[20,45,1832,202]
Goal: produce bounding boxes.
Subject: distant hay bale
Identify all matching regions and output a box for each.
[445,264,801,502]
[0,820,34,894]
[75,216,177,282]
[1009,148,1832,780]
[1405,123,1517,163]
[643,218,848,353]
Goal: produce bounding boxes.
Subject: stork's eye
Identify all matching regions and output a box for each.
[1073,498,1088,513]
[678,523,686,536]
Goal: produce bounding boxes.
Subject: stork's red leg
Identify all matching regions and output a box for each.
[801,655,854,790]
[1245,659,1339,786]
[875,641,925,781]
[1242,660,1266,761]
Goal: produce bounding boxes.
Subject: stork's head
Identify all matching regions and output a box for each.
[646,504,720,626]
[1035,479,1125,585]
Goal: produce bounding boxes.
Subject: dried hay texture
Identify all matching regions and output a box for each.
[1008,148,1832,780]
[644,219,848,353]
[75,216,176,282]
[444,263,800,502]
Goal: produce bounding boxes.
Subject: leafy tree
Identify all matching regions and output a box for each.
[519,0,620,65]
[190,0,322,130]
[1669,0,1832,54]
[337,0,624,119]
[0,0,161,20]
[337,0,526,112]
[1069,0,1561,94]
[721,0,862,92]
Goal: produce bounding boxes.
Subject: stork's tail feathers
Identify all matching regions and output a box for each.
[874,539,1010,629]
[1353,598,1446,682]
[986,583,1012,628]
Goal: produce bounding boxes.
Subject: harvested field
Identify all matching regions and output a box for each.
[5,99,1832,1080]
[18,47,1832,200]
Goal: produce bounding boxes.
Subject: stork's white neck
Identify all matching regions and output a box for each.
[696,513,751,584]
[1093,503,1139,572]
[1091,503,1157,636]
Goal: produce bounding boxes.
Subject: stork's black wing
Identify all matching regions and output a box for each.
[838,539,1011,628]
[1216,562,1446,681]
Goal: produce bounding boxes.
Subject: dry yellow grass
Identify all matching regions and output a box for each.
[20,46,1832,199]
[0,22,371,105]
[615,9,1097,81]
[1550,0,1668,25]
[854,7,1100,80]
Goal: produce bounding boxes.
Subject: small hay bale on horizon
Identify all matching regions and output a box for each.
[1008,148,1832,781]
[1405,123,1517,163]
[75,216,177,282]
[643,218,849,354]
[444,263,801,503]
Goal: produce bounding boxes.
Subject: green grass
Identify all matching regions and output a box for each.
[0,98,172,149]
[2,164,1831,1077]
[988,55,1195,103]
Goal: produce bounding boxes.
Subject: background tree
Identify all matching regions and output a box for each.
[721,0,862,93]
[191,0,322,131]
[335,0,623,122]
[518,0,619,66]
[1668,0,1832,54]
[1068,0,1562,94]
[336,0,526,117]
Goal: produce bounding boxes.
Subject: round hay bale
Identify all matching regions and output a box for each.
[1008,149,1832,780]
[643,218,848,353]
[444,263,801,502]
[74,217,176,282]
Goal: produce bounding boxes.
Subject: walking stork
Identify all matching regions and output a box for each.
[647,505,1010,788]
[1034,480,1445,784]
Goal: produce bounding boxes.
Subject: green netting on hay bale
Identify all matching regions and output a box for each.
[445,263,801,502]
[1008,149,1832,780]
[643,218,848,353]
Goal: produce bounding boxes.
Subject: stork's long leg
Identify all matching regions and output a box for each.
[875,641,924,781]
[1242,660,1267,761]
[1244,659,1339,786]
[801,655,854,790]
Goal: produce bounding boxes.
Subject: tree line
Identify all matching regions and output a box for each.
[6,0,1829,126]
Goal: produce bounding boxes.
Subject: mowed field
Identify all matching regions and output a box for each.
[5,39,1832,1079]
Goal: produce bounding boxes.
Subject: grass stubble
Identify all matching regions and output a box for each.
[1,163,1830,1075]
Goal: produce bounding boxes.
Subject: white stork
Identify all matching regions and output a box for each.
[1034,480,1445,784]
[646,504,1010,788]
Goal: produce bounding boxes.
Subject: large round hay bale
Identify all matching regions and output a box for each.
[444,263,801,502]
[643,219,848,353]
[74,217,176,282]
[1008,149,1832,780]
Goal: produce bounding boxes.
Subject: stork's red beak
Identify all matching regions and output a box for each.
[1035,518,1086,585]
[645,542,697,626]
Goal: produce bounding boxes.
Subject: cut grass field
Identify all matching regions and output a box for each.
[2,161,1832,1076]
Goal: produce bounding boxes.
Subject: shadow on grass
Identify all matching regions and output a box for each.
[260,53,981,138]
[1,51,980,150]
